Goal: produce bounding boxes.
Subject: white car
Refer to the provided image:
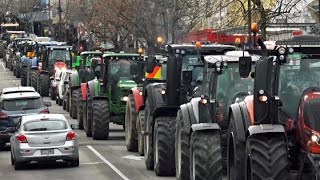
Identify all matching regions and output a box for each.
[10,114,79,170]
[56,69,72,106]
[50,70,63,100]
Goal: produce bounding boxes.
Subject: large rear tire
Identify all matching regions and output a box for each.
[144,99,154,170]
[245,133,288,180]
[39,74,50,96]
[20,67,27,86]
[125,94,138,152]
[16,64,21,78]
[137,110,145,156]
[190,130,222,180]
[30,71,38,90]
[85,87,93,137]
[227,115,246,180]
[0,42,4,58]
[153,116,176,176]
[175,110,191,180]
[77,99,84,129]
[71,89,79,119]
[92,100,110,140]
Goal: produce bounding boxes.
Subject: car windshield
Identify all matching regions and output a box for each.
[48,49,71,67]
[24,120,67,131]
[2,98,43,111]
[279,53,320,119]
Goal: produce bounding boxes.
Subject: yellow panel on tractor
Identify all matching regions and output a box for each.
[145,66,162,79]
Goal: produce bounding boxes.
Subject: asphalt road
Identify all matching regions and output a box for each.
[0,59,175,180]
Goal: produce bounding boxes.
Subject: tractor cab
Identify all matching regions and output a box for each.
[40,46,72,76]
[101,53,145,101]
[77,51,103,83]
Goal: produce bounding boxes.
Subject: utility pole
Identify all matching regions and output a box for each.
[247,0,252,48]
[48,0,52,38]
[58,0,62,41]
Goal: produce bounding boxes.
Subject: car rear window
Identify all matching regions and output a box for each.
[2,98,43,111]
[24,120,67,131]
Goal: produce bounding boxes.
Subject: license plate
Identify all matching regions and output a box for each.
[41,149,54,155]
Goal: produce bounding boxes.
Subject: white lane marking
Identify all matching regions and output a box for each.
[87,145,130,180]
[122,155,144,161]
[1,62,5,71]
[81,162,105,165]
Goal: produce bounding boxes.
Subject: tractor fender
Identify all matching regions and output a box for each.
[188,97,201,124]
[87,79,99,98]
[80,83,87,101]
[93,96,108,101]
[180,104,192,134]
[138,105,145,112]
[145,83,166,115]
[69,71,80,88]
[130,87,143,113]
[229,103,247,141]
[191,123,220,132]
[248,125,285,136]
[153,106,179,120]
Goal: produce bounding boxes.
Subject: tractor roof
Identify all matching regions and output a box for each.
[80,51,102,56]
[204,51,261,64]
[102,53,141,58]
[47,46,72,50]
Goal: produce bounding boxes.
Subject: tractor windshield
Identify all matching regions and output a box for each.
[216,63,254,120]
[182,55,204,85]
[279,53,320,119]
[109,58,141,83]
[48,49,71,68]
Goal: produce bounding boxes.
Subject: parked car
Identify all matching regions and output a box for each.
[1,86,36,95]
[56,69,72,106]
[50,69,63,100]
[10,114,79,170]
[0,91,51,149]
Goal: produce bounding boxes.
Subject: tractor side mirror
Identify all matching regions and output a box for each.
[146,57,156,73]
[64,80,68,84]
[239,56,252,78]
[182,70,192,84]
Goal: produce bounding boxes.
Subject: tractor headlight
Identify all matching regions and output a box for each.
[121,96,129,101]
[278,47,286,55]
[161,89,166,95]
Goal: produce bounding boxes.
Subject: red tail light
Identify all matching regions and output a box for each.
[0,112,8,120]
[16,134,28,143]
[40,109,49,114]
[66,131,76,141]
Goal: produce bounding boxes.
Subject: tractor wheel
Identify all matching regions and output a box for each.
[227,115,246,180]
[77,99,83,129]
[31,71,38,90]
[153,116,176,176]
[245,133,288,180]
[92,100,110,140]
[190,130,222,180]
[20,68,27,86]
[10,59,13,71]
[63,96,67,110]
[85,87,93,137]
[125,94,138,152]
[39,74,50,96]
[13,66,16,76]
[175,110,190,180]
[0,42,4,58]
[71,89,79,119]
[144,99,154,170]
[137,110,145,156]
[58,96,63,106]
[16,65,21,78]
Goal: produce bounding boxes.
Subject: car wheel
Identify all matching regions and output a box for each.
[11,151,14,166]
[70,158,79,167]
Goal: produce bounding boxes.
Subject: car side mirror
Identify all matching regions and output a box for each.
[182,70,192,84]
[239,56,252,78]
[43,102,51,107]
[70,124,79,130]
[146,57,156,73]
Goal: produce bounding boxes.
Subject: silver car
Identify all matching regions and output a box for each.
[10,114,79,170]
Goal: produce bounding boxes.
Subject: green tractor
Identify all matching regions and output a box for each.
[82,52,145,140]
[68,51,103,123]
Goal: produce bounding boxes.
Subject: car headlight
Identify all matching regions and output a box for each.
[121,96,128,101]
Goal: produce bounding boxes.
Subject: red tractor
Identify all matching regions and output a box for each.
[228,36,320,180]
